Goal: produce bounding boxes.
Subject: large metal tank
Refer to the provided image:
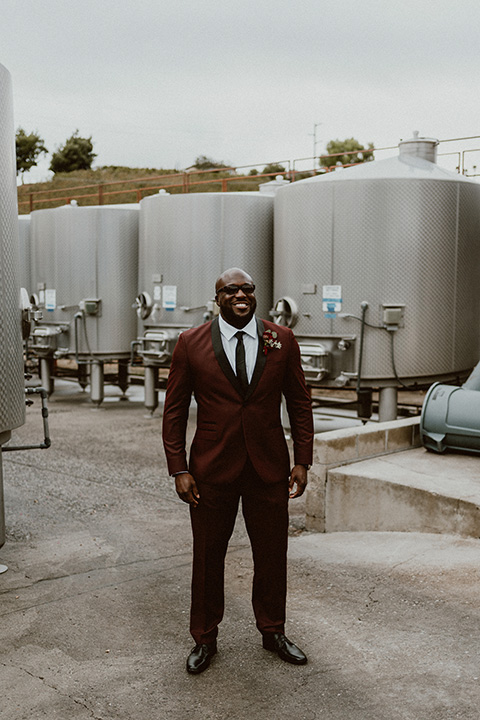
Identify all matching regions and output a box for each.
[273,134,480,420]
[30,203,139,403]
[0,64,26,549]
[18,215,31,294]
[135,190,274,411]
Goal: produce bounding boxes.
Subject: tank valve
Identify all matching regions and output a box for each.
[135,292,153,319]
[334,373,351,387]
[271,297,298,328]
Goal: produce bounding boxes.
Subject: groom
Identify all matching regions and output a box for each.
[162,267,314,674]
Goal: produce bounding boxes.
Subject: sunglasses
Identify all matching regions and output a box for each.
[217,283,255,296]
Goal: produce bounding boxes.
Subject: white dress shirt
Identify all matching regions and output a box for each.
[218,315,258,383]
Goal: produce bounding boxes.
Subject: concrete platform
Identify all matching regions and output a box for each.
[306,417,480,538]
[327,447,480,535]
[1,381,480,719]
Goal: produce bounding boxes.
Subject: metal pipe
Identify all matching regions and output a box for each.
[130,339,141,365]
[2,388,51,451]
[74,311,83,364]
[356,301,369,393]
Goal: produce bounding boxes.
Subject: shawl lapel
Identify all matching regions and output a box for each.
[211,316,267,400]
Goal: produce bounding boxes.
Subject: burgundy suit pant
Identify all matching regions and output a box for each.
[189,460,289,645]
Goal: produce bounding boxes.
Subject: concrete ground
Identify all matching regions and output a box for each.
[1,380,479,720]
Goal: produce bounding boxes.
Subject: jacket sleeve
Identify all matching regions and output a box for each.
[282,329,314,466]
[162,333,194,475]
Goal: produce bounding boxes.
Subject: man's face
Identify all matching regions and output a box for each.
[215,270,257,328]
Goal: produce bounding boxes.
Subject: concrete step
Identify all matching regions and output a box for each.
[326,447,480,537]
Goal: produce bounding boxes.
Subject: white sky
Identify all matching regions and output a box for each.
[2,0,480,183]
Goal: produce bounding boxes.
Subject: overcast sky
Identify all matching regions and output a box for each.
[2,0,480,183]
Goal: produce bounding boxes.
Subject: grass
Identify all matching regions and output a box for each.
[17,165,283,214]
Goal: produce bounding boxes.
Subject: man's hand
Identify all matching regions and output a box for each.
[289,464,308,499]
[175,472,200,507]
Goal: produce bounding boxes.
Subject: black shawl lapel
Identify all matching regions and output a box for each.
[245,318,266,401]
[211,316,244,397]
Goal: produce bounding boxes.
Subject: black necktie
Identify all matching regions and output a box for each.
[235,331,249,394]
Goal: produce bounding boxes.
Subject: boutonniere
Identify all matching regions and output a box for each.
[263,329,282,355]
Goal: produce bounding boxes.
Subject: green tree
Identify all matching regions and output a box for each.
[16,128,48,182]
[320,138,374,169]
[192,155,229,170]
[50,131,96,173]
[262,162,286,175]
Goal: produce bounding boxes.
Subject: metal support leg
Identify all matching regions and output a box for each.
[77,362,89,390]
[357,387,373,420]
[0,454,5,550]
[40,357,55,396]
[378,386,398,423]
[90,360,104,407]
[0,453,7,572]
[144,366,159,414]
[118,359,129,396]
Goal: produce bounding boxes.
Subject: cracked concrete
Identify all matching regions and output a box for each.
[1,379,480,719]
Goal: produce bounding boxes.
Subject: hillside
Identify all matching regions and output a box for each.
[17,165,273,214]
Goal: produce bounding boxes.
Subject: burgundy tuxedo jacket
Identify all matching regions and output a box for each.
[162,316,314,486]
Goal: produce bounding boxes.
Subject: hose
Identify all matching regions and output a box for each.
[341,308,412,389]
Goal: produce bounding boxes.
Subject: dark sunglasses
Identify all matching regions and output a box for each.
[217,283,255,296]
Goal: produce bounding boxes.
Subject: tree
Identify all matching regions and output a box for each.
[49,131,96,173]
[191,155,229,170]
[320,138,374,169]
[262,162,286,175]
[16,128,48,182]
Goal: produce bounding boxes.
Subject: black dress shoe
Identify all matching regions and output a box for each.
[186,642,217,674]
[262,633,307,665]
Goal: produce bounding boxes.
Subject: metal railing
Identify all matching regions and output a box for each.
[17,135,480,213]
[17,164,292,212]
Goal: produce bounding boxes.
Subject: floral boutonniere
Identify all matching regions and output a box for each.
[263,329,282,355]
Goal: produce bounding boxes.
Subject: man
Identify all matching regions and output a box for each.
[162,268,314,674]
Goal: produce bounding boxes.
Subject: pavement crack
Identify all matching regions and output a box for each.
[1,661,104,719]
[0,543,249,617]
[366,585,380,607]
[0,549,193,595]
[1,543,249,597]
[4,456,175,503]
[387,553,425,573]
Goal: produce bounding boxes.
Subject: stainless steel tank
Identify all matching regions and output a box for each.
[30,203,139,402]
[136,190,274,411]
[273,134,480,419]
[18,215,31,294]
[0,64,26,548]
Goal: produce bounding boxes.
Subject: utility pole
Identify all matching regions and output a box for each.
[309,122,322,167]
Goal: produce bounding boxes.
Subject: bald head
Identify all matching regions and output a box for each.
[215,268,253,294]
